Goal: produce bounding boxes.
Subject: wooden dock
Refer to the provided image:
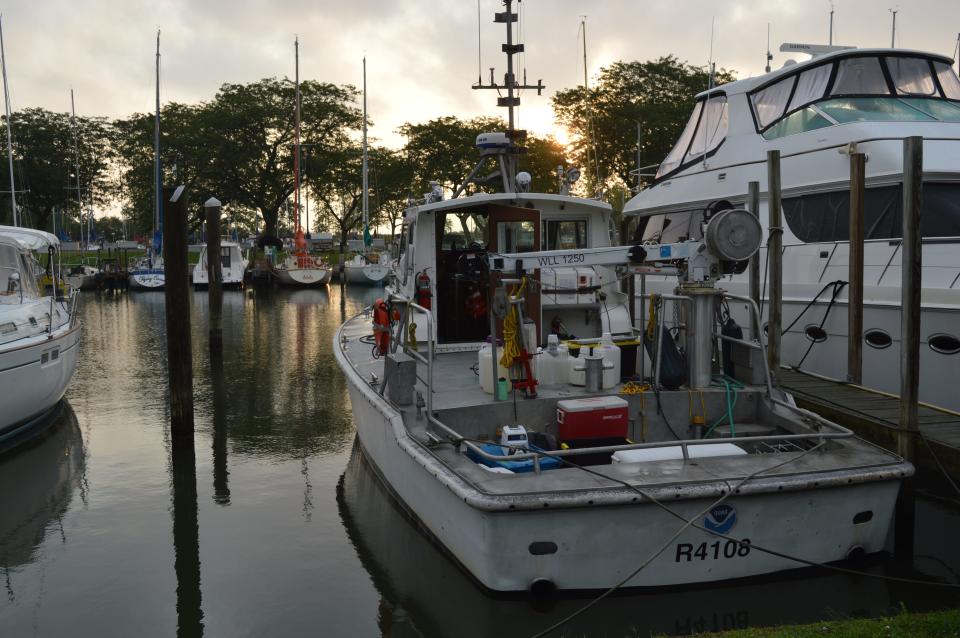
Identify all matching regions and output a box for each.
[779,366,960,479]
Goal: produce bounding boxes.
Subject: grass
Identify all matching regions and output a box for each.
[665,607,960,637]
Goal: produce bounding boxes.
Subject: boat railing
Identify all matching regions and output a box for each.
[381,292,852,475]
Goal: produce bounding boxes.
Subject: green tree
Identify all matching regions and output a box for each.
[205,78,361,237]
[0,108,112,231]
[552,56,736,194]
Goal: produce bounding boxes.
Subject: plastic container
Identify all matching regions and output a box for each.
[594,332,621,389]
[478,343,511,394]
[568,346,587,386]
[557,396,629,441]
[539,335,561,386]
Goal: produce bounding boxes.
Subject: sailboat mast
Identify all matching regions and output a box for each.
[154,30,161,245]
[71,89,83,245]
[294,37,301,232]
[0,17,17,227]
[362,56,368,255]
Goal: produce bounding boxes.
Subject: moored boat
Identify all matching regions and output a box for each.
[334,4,912,593]
[625,43,960,411]
[0,226,81,448]
[192,240,248,288]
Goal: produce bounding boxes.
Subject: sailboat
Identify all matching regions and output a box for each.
[273,37,331,288]
[0,20,82,445]
[63,89,100,292]
[129,31,165,291]
[343,56,389,286]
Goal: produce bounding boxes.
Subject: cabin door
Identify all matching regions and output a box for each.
[488,205,541,347]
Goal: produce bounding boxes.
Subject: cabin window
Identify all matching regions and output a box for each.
[782,183,960,242]
[787,65,832,111]
[684,95,728,163]
[752,75,795,128]
[762,107,832,140]
[888,57,937,96]
[220,246,231,268]
[438,211,489,251]
[497,220,536,253]
[934,61,960,100]
[904,98,960,121]
[656,101,703,178]
[543,220,587,250]
[817,98,936,123]
[830,57,889,96]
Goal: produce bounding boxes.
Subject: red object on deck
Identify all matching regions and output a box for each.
[557,396,628,440]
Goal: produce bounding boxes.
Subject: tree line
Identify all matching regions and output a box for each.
[0,56,731,247]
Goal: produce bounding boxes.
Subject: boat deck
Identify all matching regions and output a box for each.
[339,314,911,501]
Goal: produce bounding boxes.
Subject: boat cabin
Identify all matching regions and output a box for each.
[392,193,632,348]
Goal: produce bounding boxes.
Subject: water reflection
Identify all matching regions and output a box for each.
[338,443,960,637]
[0,403,84,599]
[171,433,203,637]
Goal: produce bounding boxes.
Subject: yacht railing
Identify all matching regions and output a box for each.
[376,292,852,474]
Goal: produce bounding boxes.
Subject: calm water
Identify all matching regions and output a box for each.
[1,285,959,637]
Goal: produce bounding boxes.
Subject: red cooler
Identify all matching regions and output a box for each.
[557,396,628,441]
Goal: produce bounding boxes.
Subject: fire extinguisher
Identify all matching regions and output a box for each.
[415,268,432,310]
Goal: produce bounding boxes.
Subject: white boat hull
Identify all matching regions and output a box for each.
[274,266,331,287]
[129,270,165,290]
[336,325,901,592]
[0,322,81,440]
[343,262,389,285]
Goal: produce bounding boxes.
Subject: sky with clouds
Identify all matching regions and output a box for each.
[2,0,958,148]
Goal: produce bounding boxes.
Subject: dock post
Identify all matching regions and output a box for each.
[848,153,866,384]
[205,197,223,351]
[163,185,194,436]
[747,181,761,340]
[896,136,923,556]
[766,151,783,379]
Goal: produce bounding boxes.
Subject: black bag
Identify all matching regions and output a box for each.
[644,326,686,390]
[720,317,743,378]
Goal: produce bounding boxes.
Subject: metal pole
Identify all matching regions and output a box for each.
[362,56,368,253]
[766,151,783,379]
[847,153,865,384]
[896,135,922,556]
[0,17,16,226]
[890,10,897,48]
[205,197,223,351]
[747,181,761,340]
[163,185,194,436]
[154,30,161,249]
[294,37,301,231]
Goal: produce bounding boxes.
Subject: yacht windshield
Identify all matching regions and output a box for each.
[751,54,960,137]
[656,101,702,178]
[656,93,729,179]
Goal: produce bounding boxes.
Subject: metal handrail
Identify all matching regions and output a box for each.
[373,290,852,473]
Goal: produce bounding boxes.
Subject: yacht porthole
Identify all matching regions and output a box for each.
[864,329,892,350]
[804,324,828,343]
[929,334,960,355]
[762,322,769,336]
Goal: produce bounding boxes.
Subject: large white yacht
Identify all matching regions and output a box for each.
[0,226,81,448]
[625,46,960,411]
[335,9,910,594]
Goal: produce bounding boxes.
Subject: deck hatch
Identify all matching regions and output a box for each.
[529,542,558,555]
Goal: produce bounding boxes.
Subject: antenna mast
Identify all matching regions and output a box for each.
[765,23,772,73]
[71,89,83,245]
[0,17,16,227]
[471,0,544,193]
[829,3,834,46]
[890,9,897,48]
[154,30,161,250]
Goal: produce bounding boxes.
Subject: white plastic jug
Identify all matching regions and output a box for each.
[595,332,621,389]
[569,346,590,386]
[478,343,511,394]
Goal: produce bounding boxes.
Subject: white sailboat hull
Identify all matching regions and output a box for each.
[274,266,331,287]
[129,270,165,290]
[343,262,389,285]
[0,322,81,440]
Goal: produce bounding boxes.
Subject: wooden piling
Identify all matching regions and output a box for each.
[848,153,866,384]
[163,185,194,436]
[766,151,783,378]
[205,197,223,350]
[896,136,923,556]
[747,181,761,340]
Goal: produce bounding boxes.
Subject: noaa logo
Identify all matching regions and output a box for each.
[704,504,737,534]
